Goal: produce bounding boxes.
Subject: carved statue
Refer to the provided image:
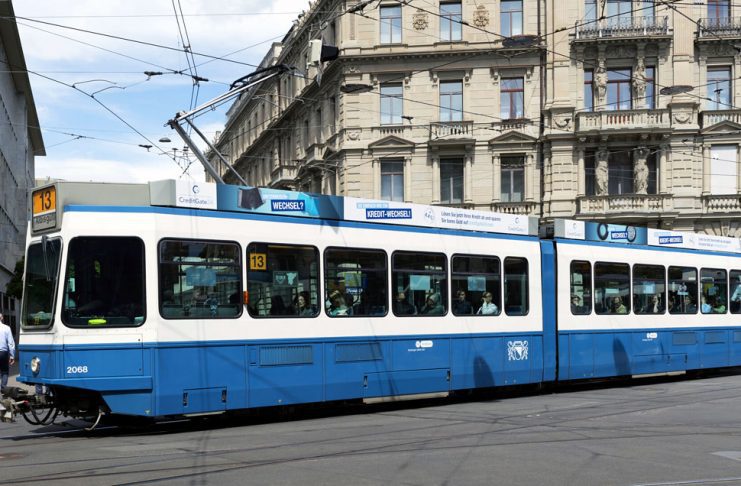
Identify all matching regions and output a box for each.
[594,62,608,102]
[633,58,646,106]
[596,147,609,196]
[634,146,649,194]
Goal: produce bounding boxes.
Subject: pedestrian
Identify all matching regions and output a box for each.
[0,313,16,393]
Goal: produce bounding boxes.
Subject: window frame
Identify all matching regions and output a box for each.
[594,261,631,315]
[504,256,529,316]
[439,80,463,122]
[500,77,525,119]
[381,159,405,202]
[246,242,320,319]
[451,253,502,317]
[323,246,389,318]
[707,66,731,110]
[440,157,464,204]
[632,263,666,315]
[730,269,741,314]
[380,4,403,44]
[380,83,404,125]
[501,0,523,36]
[606,68,632,111]
[158,238,242,320]
[700,267,728,314]
[391,250,448,317]
[668,265,699,315]
[570,260,593,315]
[500,155,525,203]
[440,1,463,41]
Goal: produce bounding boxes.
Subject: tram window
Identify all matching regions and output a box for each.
[324,248,387,317]
[451,255,501,316]
[594,262,630,315]
[391,251,447,316]
[570,261,592,315]
[668,266,698,315]
[62,237,145,327]
[159,239,242,319]
[504,257,529,316]
[22,239,61,329]
[633,264,666,315]
[730,270,741,314]
[246,243,319,318]
[700,268,728,314]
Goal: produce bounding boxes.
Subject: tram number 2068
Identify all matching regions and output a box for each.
[66,366,89,374]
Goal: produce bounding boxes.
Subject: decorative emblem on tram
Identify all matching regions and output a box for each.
[507,340,529,361]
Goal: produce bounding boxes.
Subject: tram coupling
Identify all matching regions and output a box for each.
[0,387,57,425]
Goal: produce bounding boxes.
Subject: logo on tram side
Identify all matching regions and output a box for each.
[507,340,529,361]
[271,199,306,212]
[365,208,412,220]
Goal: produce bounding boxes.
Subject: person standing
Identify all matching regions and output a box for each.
[0,313,15,392]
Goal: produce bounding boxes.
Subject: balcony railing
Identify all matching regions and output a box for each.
[372,125,411,138]
[703,195,741,213]
[698,17,741,38]
[575,16,669,40]
[492,201,539,215]
[429,120,474,140]
[576,109,671,132]
[701,109,741,128]
[578,194,672,215]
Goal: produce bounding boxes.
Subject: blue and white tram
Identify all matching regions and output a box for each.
[16,180,741,420]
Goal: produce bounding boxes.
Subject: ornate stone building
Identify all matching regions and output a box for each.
[211,0,741,237]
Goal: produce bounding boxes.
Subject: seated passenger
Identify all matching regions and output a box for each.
[393,291,416,315]
[452,290,473,315]
[683,295,697,313]
[712,297,726,314]
[419,293,444,315]
[570,294,587,314]
[477,291,499,315]
[610,296,627,314]
[643,294,663,314]
[269,295,288,316]
[295,292,315,317]
[328,290,350,316]
[701,295,712,314]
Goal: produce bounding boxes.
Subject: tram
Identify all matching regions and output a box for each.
[11,179,741,423]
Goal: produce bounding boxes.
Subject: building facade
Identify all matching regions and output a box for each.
[211,0,741,238]
[0,2,45,333]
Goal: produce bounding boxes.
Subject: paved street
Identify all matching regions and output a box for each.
[2,370,741,485]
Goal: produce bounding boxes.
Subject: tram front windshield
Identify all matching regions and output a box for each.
[22,239,61,329]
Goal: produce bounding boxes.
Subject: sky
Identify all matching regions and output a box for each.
[15,0,307,183]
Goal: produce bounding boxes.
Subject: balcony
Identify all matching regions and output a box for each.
[703,195,741,213]
[429,120,474,141]
[701,109,741,128]
[492,201,539,215]
[578,194,672,215]
[371,125,412,138]
[576,109,671,134]
[697,17,741,39]
[269,164,297,188]
[574,16,670,42]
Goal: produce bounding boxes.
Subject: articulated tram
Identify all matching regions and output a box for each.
[13,180,741,422]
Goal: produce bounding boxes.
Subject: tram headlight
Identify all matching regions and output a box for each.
[31,356,41,374]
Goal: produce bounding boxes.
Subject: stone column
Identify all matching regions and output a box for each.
[634,146,649,194]
[492,154,501,203]
[432,153,440,204]
[576,145,586,197]
[737,145,741,194]
[702,144,711,195]
[372,158,380,199]
[659,144,669,194]
[464,151,473,204]
[404,156,412,202]
[526,153,535,201]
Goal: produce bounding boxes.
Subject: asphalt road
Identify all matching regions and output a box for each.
[2,370,741,486]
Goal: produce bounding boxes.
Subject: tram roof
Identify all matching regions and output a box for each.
[30,179,539,238]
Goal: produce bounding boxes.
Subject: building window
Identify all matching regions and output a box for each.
[585,151,596,196]
[641,0,654,17]
[584,70,594,111]
[647,152,658,194]
[606,0,632,23]
[710,145,738,194]
[501,78,524,119]
[708,0,730,25]
[645,66,656,109]
[707,67,731,110]
[380,5,402,44]
[441,158,463,204]
[607,68,632,110]
[585,0,597,22]
[439,80,463,122]
[381,160,404,202]
[380,83,403,125]
[440,2,462,41]
[501,155,525,202]
[609,152,633,195]
[501,0,523,37]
